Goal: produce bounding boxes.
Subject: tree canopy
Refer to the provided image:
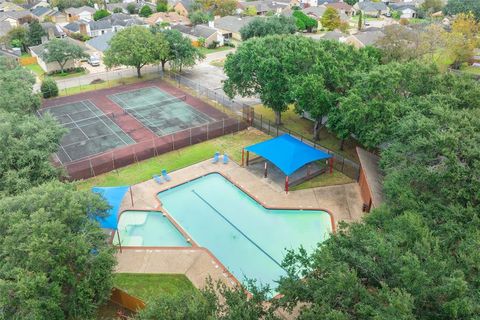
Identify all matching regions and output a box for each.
[0,57,40,113]
[139,4,153,17]
[42,38,87,74]
[0,182,116,319]
[189,10,212,26]
[27,20,46,47]
[292,10,317,32]
[240,15,297,41]
[0,111,65,195]
[93,9,110,20]
[321,7,341,31]
[104,26,168,77]
[158,28,205,72]
[444,0,480,20]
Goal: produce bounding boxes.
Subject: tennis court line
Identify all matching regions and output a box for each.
[65,113,89,141]
[81,100,132,146]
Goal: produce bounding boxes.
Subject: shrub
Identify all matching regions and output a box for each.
[40,78,58,98]
[70,32,90,42]
[399,18,410,25]
[113,7,123,13]
[126,3,137,14]
[139,5,153,17]
[207,40,219,49]
[93,9,110,21]
[156,2,167,12]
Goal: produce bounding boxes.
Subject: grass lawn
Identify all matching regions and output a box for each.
[209,58,225,68]
[461,65,480,75]
[291,170,354,191]
[114,274,197,301]
[60,73,160,96]
[50,69,88,80]
[350,15,383,22]
[198,46,232,55]
[253,105,360,162]
[77,129,269,190]
[25,63,45,77]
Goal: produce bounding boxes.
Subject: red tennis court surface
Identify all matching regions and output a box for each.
[41,79,247,180]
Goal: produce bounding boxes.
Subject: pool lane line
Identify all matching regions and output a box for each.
[191,189,286,271]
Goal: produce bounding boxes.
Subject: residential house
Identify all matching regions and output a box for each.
[145,12,191,26]
[344,28,385,48]
[212,15,254,40]
[31,1,50,9]
[302,5,349,24]
[41,22,66,39]
[168,0,194,16]
[238,0,292,16]
[354,1,389,17]
[325,2,355,16]
[321,29,348,41]
[63,13,146,37]
[29,37,87,73]
[389,3,417,18]
[0,1,24,12]
[86,31,114,53]
[31,6,57,21]
[0,10,35,27]
[171,24,224,47]
[0,20,13,38]
[64,6,95,22]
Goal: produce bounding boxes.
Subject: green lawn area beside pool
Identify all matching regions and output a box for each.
[114,274,197,301]
[291,170,354,191]
[253,105,360,162]
[77,129,269,190]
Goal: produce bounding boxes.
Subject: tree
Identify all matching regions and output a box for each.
[136,279,279,320]
[212,0,237,16]
[27,20,46,47]
[93,9,110,20]
[421,0,444,15]
[40,77,59,98]
[156,0,167,12]
[292,10,317,32]
[126,2,137,14]
[0,57,40,113]
[244,5,257,16]
[160,29,204,72]
[42,39,87,74]
[443,13,479,69]
[239,15,297,41]
[113,7,123,13]
[189,10,211,25]
[321,7,341,31]
[376,24,424,63]
[104,26,166,77]
[0,111,65,195]
[139,4,153,17]
[224,35,319,125]
[443,0,480,21]
[6,26,28,52]
[358,10,363,30]
[0,182,116,319]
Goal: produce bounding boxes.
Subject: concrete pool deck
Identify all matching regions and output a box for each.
[114,159,364,303]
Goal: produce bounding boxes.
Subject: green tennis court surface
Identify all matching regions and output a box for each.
[108,87,214,136]
[39,100,135,163]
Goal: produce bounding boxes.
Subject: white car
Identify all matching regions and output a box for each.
[88,55,100,67]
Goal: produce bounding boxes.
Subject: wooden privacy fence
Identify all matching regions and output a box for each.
[110,287,146,312]
[19,56,37,66]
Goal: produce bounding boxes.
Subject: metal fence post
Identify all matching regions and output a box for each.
[206,123,209,140]
[222,118,225,135]
[189,128,192,145]
[260,114,263,130]
[268,120,271,135]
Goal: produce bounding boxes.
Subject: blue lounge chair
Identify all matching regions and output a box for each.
[162,169,171,181]
[212,151,220,164]
[223,153,229,164]
[153,175,163,184]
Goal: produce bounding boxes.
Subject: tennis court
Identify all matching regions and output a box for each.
[39,100,135,164]
[108,87,214,136]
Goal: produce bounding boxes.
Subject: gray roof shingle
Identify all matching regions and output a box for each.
[171,24,217,38]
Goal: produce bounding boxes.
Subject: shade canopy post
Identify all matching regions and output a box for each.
[285,176,289,193]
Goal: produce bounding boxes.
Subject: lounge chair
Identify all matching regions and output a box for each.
[223,153,229,164]
[153,175,163,184]
[212,151,220,164]
[162,169,171,181]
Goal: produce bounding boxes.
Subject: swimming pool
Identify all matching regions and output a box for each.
[158,173,332,292]
[114,211,191,247]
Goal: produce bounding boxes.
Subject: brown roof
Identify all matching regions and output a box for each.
[326,2,353,11]
[145,12,191,25]
[356,147,384,207]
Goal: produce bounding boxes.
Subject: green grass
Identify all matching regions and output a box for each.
[209,58,225,68]
[113,274,197,301]
[291,170,354,191]
[253,105,360,162]
[461,65,480,75]
[60,73,160,96]
[50,69,88,79]
[198,46,232,55]
[77,129,269,190]
[24,63,45,77]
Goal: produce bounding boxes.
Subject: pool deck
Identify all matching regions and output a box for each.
[115,159,363,317]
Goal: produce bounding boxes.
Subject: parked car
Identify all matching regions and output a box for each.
[88,55,100,66]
